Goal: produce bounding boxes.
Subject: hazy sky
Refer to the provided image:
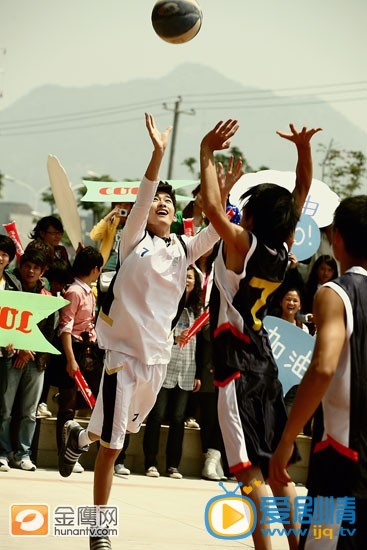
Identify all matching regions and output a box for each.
[1,0,367,132]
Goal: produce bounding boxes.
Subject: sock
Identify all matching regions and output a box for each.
[78,429,93,448]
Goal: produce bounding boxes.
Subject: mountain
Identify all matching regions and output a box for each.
[0,63,366,210]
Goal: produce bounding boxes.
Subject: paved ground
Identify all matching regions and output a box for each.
[1,468,307,549]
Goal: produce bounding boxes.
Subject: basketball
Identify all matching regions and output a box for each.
[151,1,203,44]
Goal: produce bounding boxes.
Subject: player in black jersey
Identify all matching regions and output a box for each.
[200,119,321,550]
[270,196,367,548]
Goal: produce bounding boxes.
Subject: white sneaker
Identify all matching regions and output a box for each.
[114,463,130,476]
[185,417,200,429]
[0,457,10,472]
[167,467,183,479]
[14,457,36,471]
[145,466,160,478]
[72,461,84,473]
[37,402,52,418]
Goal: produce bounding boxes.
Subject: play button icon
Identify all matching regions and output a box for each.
[205,493,257,540]
[222,502,245,529]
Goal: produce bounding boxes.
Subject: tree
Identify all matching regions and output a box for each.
[214,146,253,173]
[40,188,56,214]
[318,140,367,199]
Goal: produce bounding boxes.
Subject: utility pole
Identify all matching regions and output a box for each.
[163,96,195,179]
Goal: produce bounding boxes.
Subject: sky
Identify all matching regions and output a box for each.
[1,0,367,134]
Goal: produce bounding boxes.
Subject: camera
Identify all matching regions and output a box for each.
[118,208,128,217]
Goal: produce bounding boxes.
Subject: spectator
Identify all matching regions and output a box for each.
[56,246,104,474]
[143,266,202,479]
[0,249,55,471]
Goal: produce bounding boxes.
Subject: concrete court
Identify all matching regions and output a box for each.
[1,468,307,550]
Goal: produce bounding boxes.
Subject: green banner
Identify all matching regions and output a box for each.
[0,291,69,354]
[81,180,198,203]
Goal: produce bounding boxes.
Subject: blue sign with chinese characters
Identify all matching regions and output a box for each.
[263,316,315,395]
[292,214,320,262]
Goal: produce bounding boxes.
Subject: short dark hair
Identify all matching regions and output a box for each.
[72,246,103,277]
[157,181,176,211]
[29,215,64,240]
[46,259,73,285]
[25,239,54,266]
[240,183,299,249]
[19,249,48,269]
[0,235,16,262]
[333,195,367,259]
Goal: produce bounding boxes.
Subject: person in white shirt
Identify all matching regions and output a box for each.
[58,113,240,550]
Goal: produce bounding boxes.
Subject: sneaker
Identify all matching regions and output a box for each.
[58,420,88,478]
[14,457,36,471]
[89,535,111,549]
[185,417,200,429]
[0,457,10,472]
[72,461,84,474]
[114,463,130,476]
[167,467,182,479]
[37,402,52,418]
[145,466,160,478]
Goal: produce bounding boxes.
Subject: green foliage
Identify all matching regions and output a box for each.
[40,188,56,214]
[318,140,367,199]
[182,147,268,179]
[214,146,253,173]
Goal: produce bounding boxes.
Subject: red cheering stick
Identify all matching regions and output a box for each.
[75,369,96,408]
[179,309,210,349]
[183,217,194,236]
[3,221,24,261]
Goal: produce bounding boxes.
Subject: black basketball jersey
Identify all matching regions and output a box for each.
[210,234,288,385]
[308,267,367,498]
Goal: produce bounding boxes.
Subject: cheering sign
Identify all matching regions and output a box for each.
[0,291,69,353]
[80,179,196,203]
[263,315,315,396]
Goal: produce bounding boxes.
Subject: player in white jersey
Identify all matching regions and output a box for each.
[58,114,241,550]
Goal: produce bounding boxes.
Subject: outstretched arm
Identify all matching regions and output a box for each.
[277,124,322,215]
[216,155,244,208]
[200,120,248,251]
[144,113,172,182]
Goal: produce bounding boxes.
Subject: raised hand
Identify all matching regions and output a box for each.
[217,155,244,199]
[145,113,172,154]
[277,123,322,147]
[201,119,239,153]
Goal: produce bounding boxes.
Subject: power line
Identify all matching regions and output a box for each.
[184,80,367,98]
[193,95,367,111]
[1,84,366,137]
[0,97,176,127]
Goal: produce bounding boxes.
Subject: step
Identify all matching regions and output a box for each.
[35,414,311,483]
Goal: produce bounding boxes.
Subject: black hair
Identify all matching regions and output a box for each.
[29,215,64,240]
[46,259,73,285]
[19,249,48,269]
[333,195,367,259]
[72,246,103,277]
[240,183,299,249]
[0,235,16,262]
[25,239,55,266]
[186,266,202,318]
[157,181,176,211]
[304,254,338,311]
